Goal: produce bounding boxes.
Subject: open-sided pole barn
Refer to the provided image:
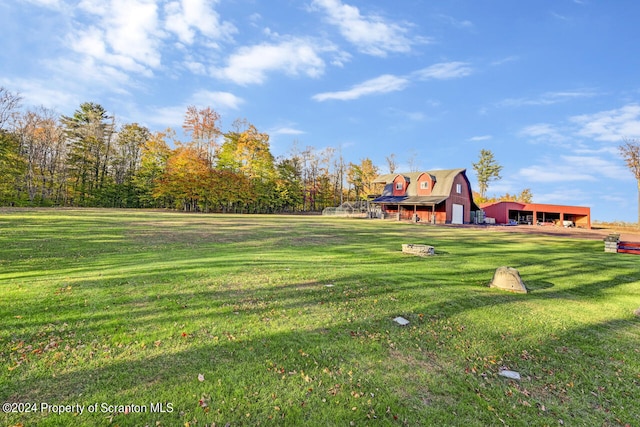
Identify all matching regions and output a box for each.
[480,201,591,228]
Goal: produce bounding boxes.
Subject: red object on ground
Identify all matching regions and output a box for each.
[618,241,640,255]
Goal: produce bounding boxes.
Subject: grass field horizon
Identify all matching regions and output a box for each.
[1,209,638,426]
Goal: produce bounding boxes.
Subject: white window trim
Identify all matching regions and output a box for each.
[456,183,462,194]
[420,181,429,190]
[395,182,403,190]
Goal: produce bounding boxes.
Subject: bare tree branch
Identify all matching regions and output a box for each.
[0,87,22,131]
[619,137,640,224]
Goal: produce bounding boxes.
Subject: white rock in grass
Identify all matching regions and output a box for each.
[393,316,409,326]
[498,369,521,380]
[489,266,527,294]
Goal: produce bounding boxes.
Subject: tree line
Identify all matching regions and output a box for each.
[0,87,380,212]
[4,86,584,215]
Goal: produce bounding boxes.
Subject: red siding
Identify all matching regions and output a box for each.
[416,173,433,196]
[445,174,473,223]
[480,202,591,228]
[377,170,476,225]
[392,175,408,196]
[383,205,446,223]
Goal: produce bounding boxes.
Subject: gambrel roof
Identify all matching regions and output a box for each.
[372,169,468,206]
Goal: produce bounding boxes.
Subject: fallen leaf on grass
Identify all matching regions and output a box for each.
[198,374,205,382]
[199,394,211,411]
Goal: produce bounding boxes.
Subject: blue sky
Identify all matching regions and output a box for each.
[2,0,640,221]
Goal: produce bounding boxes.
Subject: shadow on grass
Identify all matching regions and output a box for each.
[524,280,555,292]
[2,211,640,425]
[3,286,639,427]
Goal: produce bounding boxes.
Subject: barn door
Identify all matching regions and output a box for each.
[452,204,463,224]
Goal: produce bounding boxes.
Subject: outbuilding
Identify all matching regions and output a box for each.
[372,169,479,224]
[480,201,591,229]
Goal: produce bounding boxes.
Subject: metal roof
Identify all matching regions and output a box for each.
[373,169,467,198]
[371,195,449,206]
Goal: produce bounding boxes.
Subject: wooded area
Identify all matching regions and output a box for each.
[0,87,380,212]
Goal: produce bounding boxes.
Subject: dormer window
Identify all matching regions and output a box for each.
[395,182,403,190]
[420,181,429,190]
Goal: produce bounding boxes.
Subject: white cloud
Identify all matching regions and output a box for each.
[329,50,352,67]
[550,11,570,21]
[73,0,162,72]
[313,60,471,102]
[436,14,474,29]
[64,0,239,84]
[66,0,164,81]
[1,77,77,112]
[518,154,628,184]
[572,145,619,156]
[490,55,519,66]
[404,111,426,122]
[271,127,306,135]
[78,0,108,15]
[561,155,628,179]
[519,164,595,183]
[469,135,492,142]
[519,123,556,137]
[147,104,187,128]
[214,38,328,85]
[143,90,243,129]
[184,61,207,75]
[571,104,640,142]
[519,123,571,145]
[412,62,472,80]
[24,0,64,9]
[164,0,237,46]
[54,55,134,89]
[312,74,409,101]
[311,0,424,56]
[248,13,262,27]
[106,0,162,68]
[534,188,590,205]
[190,90,244,111]
[500,89,598,108]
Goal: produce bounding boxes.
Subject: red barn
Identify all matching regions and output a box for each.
[480,201,591,228]
[372,169,479,224]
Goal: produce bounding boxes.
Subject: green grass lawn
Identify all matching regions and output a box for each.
[1,209,638,426]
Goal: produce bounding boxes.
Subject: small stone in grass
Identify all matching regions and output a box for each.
[498,369,521,380]
[393,316,409,326]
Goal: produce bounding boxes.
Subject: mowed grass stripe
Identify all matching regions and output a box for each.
[1,209,638,426]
